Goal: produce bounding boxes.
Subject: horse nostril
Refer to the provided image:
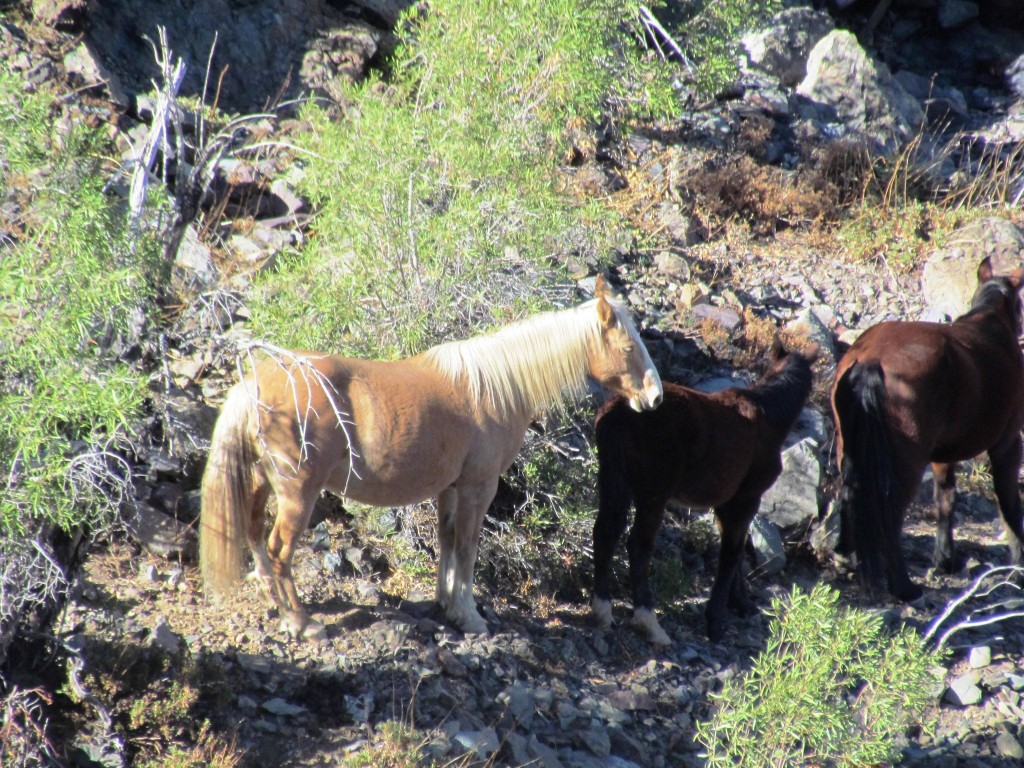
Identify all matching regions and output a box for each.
[651,393,663,409]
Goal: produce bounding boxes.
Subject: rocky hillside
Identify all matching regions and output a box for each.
[4,1,1024,766]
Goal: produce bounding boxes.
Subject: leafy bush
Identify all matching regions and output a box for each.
[0,71,164,536]
[696,583,942,768]
[250,0,676,358]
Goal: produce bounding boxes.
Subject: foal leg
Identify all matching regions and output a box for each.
[591,481,632,630]
[706,498,758,642]
[931,462,958,573]
[435,485,458,611]
[447,478,498,635]
[989,435,1024,567]
[625,495,671,646]
[266,485,325,641]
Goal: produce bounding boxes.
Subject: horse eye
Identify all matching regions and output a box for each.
[622,345,634,353]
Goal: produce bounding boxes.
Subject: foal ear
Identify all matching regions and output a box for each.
[768,334,786,362]
[977,256,995,284]
[1011,266,1024,290]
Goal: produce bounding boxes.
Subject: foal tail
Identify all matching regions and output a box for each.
[832,361,897,588]
[200,383,260,598]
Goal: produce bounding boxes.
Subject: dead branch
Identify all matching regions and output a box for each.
[924,565,1024,650]
[230,340,362,495]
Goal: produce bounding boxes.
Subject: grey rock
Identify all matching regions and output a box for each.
[126,503,198,561]
[261,697,306,717]
[810,500,843,558]
[995,730,1024,759]
[749,514,787,575]
[760,438,822,531]
[576,726,611,757]
[945,672,983,706]
[938,0,979,29]
[653,250,690,281]
[149,618,181,654]
[528,735,566,768]
[454,727,499,758]
[967,645,991,669]
[742,7,834,86]
[797,30,924,152]
[921,217,1024,320]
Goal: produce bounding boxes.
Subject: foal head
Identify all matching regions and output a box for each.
[971,257,1024,337]
[588,275,663,412]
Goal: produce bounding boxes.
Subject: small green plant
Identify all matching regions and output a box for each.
[341,719,435,768]
[696,583,942,768]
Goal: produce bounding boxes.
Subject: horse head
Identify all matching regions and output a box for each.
[974,256,1024,338]
[590,274,663,412]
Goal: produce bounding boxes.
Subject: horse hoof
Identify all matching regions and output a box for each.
[592,598,614,630]
[459,613,490,636]
[302,621,329,643]
[632,608,671,647]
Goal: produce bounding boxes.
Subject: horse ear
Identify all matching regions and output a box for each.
[1011,266,1024,290]
[595,274,619,329]
[768,335,786,361]
[977,257,994,283]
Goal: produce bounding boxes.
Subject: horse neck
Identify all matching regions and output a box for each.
[745,358,812,429]
[424,305,596,420]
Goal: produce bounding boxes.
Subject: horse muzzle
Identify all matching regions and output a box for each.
[630,371,663,411]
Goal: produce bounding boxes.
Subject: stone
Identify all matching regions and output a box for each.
[938,0,980,29]
[921,218,1024,320]
[945,672,983,706]
[797,30,924,152]
[995,730,1024,759]
[576,726,611,757]
[742,7,835,86]
[654,250,690,280]
[261,697,306,717]
[967,645,991,669]
[454,727,499,758]
[528,735,565,768]
[149,618,181,654]
[759,438,822,531]
[748,514,787,575]
[126,503,198,561]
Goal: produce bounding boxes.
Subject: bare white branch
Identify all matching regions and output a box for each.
[924,565,1024,650]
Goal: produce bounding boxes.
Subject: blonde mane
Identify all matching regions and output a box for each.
[424,297,632,418]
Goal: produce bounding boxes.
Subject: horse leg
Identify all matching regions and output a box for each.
[989,434,1024,567]
[447,478,499,635]
[591,475,632,630]
[880,464,924,602]
[246,482,283,605]
[266,485,325,642]
[625,495,670,646]
[706,499,757,642]
[931,462,958,573]
[435,485,458,611]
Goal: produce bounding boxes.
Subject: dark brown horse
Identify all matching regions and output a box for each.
[592,339,815,643]
[832,257,1024,602]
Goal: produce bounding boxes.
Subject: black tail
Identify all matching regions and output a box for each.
[592,403,635,603]
[832,361,899,591]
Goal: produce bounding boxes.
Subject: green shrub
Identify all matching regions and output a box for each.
[696,583,942,768]
[250,0,676,358]
[0,71,165,535]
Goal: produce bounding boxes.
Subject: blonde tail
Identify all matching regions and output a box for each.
[200,384,259,598]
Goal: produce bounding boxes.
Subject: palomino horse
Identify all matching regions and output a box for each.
[592,339,815,643]
[832,257,1024,602]
[200,275,663,641]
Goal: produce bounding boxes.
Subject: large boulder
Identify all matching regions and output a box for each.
[797,29,925,152]
[920,217,1024,321]
[741,7,835,87]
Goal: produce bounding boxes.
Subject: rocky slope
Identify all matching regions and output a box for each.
[5,1,1024,767]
